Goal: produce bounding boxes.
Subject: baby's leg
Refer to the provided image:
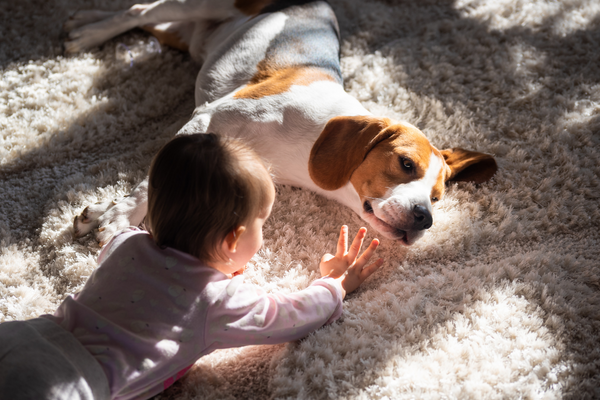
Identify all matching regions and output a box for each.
[0,318,109,399]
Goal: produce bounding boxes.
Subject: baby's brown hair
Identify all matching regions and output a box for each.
[146,133,273,262]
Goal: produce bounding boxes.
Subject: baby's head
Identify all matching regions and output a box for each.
[146,133,275,268]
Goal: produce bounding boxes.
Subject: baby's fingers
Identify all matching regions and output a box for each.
[353,238,380,269]
[346,227,367,261]
[335,225,349,258]
[360,258,384,280]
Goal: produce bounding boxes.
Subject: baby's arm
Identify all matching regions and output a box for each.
[203,226,382,350]
[203,275,344,349]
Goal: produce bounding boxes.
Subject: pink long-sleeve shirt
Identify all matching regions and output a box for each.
[44,228,343,400]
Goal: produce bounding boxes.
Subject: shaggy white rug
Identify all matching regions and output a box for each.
[1,0,600,398]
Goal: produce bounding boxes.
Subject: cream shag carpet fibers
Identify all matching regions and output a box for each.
[1,0,600,399]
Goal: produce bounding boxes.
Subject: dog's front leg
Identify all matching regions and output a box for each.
[97,178,149,246]
[74,178,149,246]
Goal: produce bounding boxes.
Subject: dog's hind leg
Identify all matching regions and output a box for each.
[63,10,119,33]
[64,0,242,54]
[65,4,152,54]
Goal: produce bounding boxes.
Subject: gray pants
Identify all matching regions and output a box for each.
[0,317,110,400]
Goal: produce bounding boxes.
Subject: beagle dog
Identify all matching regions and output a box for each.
[67,0,497,246]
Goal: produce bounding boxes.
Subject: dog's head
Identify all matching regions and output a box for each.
[309,115,497,245]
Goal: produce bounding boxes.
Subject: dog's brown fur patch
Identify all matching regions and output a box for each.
[234,63,336,99]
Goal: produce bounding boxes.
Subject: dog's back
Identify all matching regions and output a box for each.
[256,1,341,84]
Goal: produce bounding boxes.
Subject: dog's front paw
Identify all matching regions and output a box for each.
[73,201,114,238]
[95,196,147,246]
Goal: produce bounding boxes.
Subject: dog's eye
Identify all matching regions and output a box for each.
[431,197,439,203]
[400,157,414,172]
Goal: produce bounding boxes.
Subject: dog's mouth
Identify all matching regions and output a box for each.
[363,201,409,245]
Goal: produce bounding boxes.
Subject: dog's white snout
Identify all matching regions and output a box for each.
[375,197,413,228]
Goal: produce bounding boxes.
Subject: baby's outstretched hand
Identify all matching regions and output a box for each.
[320,225,383,298]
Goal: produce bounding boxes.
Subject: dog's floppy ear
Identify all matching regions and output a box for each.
[440,148,497,184]
[309,116,392,190]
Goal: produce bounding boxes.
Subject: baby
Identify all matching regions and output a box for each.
[0,133,383,400]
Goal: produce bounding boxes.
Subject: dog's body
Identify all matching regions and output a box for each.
[67,0,497,246]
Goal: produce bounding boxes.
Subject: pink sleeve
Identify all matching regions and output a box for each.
[203,276,343,349]
[97,227,141,264]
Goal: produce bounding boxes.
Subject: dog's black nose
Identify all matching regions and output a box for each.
[413,205,433,230]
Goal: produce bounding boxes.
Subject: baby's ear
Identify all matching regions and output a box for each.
[224,226,246,253]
